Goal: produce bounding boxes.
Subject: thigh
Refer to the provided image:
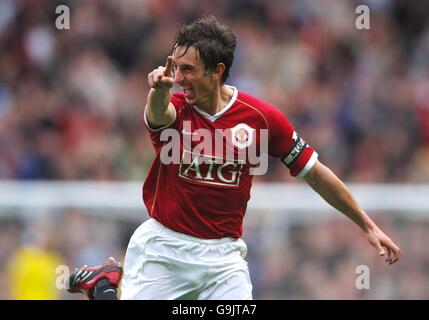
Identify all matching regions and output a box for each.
[199,261,253,300]
[121,259,203,300]
[120,223,206,300]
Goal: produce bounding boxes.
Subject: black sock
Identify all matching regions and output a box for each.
[91,278,118,300]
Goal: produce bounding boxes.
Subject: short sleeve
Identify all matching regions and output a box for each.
[142,93,186,149]
[266,105,318,178]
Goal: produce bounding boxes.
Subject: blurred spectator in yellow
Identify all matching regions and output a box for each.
[6,217,63,300]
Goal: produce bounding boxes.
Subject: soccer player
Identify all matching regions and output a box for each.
[68,15,401,300]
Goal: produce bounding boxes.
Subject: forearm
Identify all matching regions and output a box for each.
[304,161,376,233]
[146,88,170,118]
[303,160,401,264]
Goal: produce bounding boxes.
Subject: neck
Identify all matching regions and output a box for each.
[197,85,234,116]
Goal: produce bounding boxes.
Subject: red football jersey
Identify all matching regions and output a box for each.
[142,86,318,239]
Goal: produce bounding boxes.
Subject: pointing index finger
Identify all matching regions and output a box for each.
[165,56,173,76]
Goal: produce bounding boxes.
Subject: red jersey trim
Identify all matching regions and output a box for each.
[235,98,270,130]
[143,105,177,132]
[296,151,318,178]
[150,162,163,215]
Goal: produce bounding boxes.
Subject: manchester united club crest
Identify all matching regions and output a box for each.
[230,123,254,149]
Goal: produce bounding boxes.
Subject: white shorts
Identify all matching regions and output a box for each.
[120,218,252,300]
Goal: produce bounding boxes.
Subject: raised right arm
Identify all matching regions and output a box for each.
[146,56,176,128]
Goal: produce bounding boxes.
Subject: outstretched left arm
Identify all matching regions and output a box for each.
[303,159,402,265]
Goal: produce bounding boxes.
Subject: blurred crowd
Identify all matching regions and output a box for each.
[1,210,428,299]
[0,209,132,299]
[244,212,429,299]
[1,0,429,299]
[1,0,429,182]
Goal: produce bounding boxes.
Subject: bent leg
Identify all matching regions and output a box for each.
[199,262,253,300]
[121,258,205,300]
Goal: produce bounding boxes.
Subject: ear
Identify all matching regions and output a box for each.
[212,63,226,81]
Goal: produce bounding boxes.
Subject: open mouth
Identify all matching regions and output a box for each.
[183,87,195,99]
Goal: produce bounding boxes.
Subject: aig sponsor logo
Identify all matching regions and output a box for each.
[179,150,244,187]
[160,121,268,176]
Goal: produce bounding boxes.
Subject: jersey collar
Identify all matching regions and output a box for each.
[192,85,238,122]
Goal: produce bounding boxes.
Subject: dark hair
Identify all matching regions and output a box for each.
[173,15,236,83]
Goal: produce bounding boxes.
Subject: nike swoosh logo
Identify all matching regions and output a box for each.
[103,289,116,293]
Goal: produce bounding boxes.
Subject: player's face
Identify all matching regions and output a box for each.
[172,45,218,106]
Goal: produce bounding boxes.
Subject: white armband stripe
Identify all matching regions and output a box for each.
[296,151,319,178]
